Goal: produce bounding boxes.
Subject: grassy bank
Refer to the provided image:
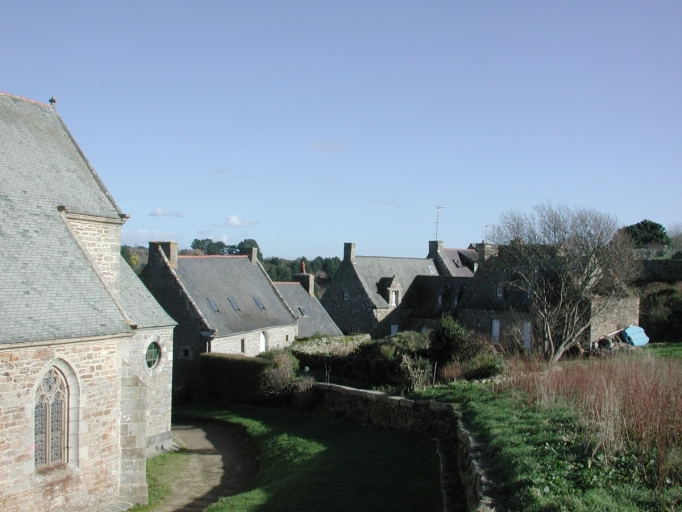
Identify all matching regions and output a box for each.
[174,400,443,512]
[416,353,682,511]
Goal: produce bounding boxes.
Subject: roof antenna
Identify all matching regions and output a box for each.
[49,97,57,106]
[431,205,445,239]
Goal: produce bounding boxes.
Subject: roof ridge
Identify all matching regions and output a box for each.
[356,255,434,260]
[273,281,299,284]
[0,91,52,108]
[179,254,247,259]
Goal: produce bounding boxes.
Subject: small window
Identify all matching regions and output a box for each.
[182,348,189,358]
[436,294,443,306]
[35,368,67,469]
[146,342,161,368]
[207,298,219,313]
[228,298,240,311]
[428,265,436,274]
[452,295,458,307]
[496,285,504,298]
[240,339,245,353]
[453,260,460,268]
[343,291,350,301]
[254,297,266,310]
[286,335,289,342]
[298,307,308,317]
[390,291,399,306]
[476,319,481,327]
[391,324,399,335]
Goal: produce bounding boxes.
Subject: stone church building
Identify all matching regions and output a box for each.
[0,93,175,510]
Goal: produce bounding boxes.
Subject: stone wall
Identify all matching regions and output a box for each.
[0,338,123,512]
[211,324,297,356]
[67,216,122,297]
[589,297,640,341]
[320,257,378,335]
[312,383,501,511]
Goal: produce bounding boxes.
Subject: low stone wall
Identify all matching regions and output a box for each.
[312,383,502,512]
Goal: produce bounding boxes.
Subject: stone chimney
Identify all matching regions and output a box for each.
[428,240,443,259]
[344,243,356,263]
[243,246,258,264]
[294,273,315,297]
[149,241,178,269]
[474,241,498,262]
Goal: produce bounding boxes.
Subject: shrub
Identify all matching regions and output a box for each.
[640,284,682,341]
[429,316,494,365]
[399,355,433,392]
[461,353,508,380]
[198,353,272,404]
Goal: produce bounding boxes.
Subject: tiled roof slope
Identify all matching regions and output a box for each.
[439,248,478,277]
[0,94,129,343]
[353,256,438,308]
[175,256,297,337]
[117,256,176,329]
[274,283,344,338]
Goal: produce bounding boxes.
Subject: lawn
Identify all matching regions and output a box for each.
[171,400,443,512]
[643,342,682,359]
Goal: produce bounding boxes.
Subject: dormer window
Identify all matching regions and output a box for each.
[452,295,458,307]
[496,284,504,298]
[436,294,443,306]
[390,290,399,306]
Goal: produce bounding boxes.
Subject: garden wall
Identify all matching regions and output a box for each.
[312,383,502,512]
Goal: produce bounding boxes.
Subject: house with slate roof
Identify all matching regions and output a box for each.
[0,92,176,510]
[140,244,299,398]
[321,242,477,338]
[274,271,343,338]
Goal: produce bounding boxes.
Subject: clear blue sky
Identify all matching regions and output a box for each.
[2,1,680,259]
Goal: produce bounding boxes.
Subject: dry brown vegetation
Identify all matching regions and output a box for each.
[501,354,682,488]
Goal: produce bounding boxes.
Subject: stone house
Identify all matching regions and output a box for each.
[274,272,344,339]
[140,244,299,397]
[320,242,477,338]
[0,92,176,510]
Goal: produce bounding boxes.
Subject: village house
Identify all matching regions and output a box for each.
[0,92,176,510]
[320,241,477,337]
[274,269,343,339]
[140,243,299,399]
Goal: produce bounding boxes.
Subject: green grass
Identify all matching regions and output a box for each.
[129,450,187,511]
[415,382,682,511]
[174,400,443,512]
[643,342,682,359]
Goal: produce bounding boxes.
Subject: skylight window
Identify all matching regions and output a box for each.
[227,298,240,311]
[254,297,266,310]
[428,265,436,274]
[207,298,219,313]
[298,307,308,317]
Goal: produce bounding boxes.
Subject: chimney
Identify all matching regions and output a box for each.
[428,240,443,258]
[344,243,356,263]
[149,241,178,269]
[294,273,315,297]
[475,241,498,262]
[243,246,258,264]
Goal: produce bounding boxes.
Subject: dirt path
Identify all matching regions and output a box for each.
[154,421,260,512]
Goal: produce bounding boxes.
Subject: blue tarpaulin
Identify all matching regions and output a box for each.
[618,326,649,347]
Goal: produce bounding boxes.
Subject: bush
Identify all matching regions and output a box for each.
[198,353,272,404]
[461,353,508,380]
[399,355,433,392]
[640,284,682,341]
[429,316,493,365]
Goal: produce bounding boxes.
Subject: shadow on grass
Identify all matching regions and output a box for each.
[175,400,444,512]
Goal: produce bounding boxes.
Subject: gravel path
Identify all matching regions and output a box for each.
[154,421,260,512]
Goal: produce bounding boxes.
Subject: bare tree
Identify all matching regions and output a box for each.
[489,203,638,362]
[668,222,682,251]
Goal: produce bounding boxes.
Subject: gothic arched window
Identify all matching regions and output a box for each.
[35,368,68,468]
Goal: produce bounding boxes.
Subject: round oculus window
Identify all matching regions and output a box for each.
[146,342,161,369]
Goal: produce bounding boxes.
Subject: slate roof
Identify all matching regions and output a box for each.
[0,93,132,344]
[400,276,471,318]
[174,256,297,337]
[352,255,439,308]
[117,256,176,329]
[274,282,344,338]
[439,248,479,277]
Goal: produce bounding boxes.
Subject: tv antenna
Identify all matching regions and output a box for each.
[431,205,445,239]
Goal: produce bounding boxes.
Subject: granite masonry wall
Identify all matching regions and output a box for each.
[589,296,640,341]
[312,383,501,512]
[0,338,122,512]
[211,324,298,357]
[67,216,122,297]
[640,260,682,283]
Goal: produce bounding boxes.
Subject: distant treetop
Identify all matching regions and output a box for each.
[622,220,671,248]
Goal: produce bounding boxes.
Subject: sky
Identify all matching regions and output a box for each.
[2,1,680,259]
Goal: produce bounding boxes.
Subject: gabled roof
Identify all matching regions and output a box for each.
[439,248,478,277]
[174,256,297,337]
[0,93,132,344]
[117,256,176,329]
[274,282,344,338]
[353,255,438,308]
